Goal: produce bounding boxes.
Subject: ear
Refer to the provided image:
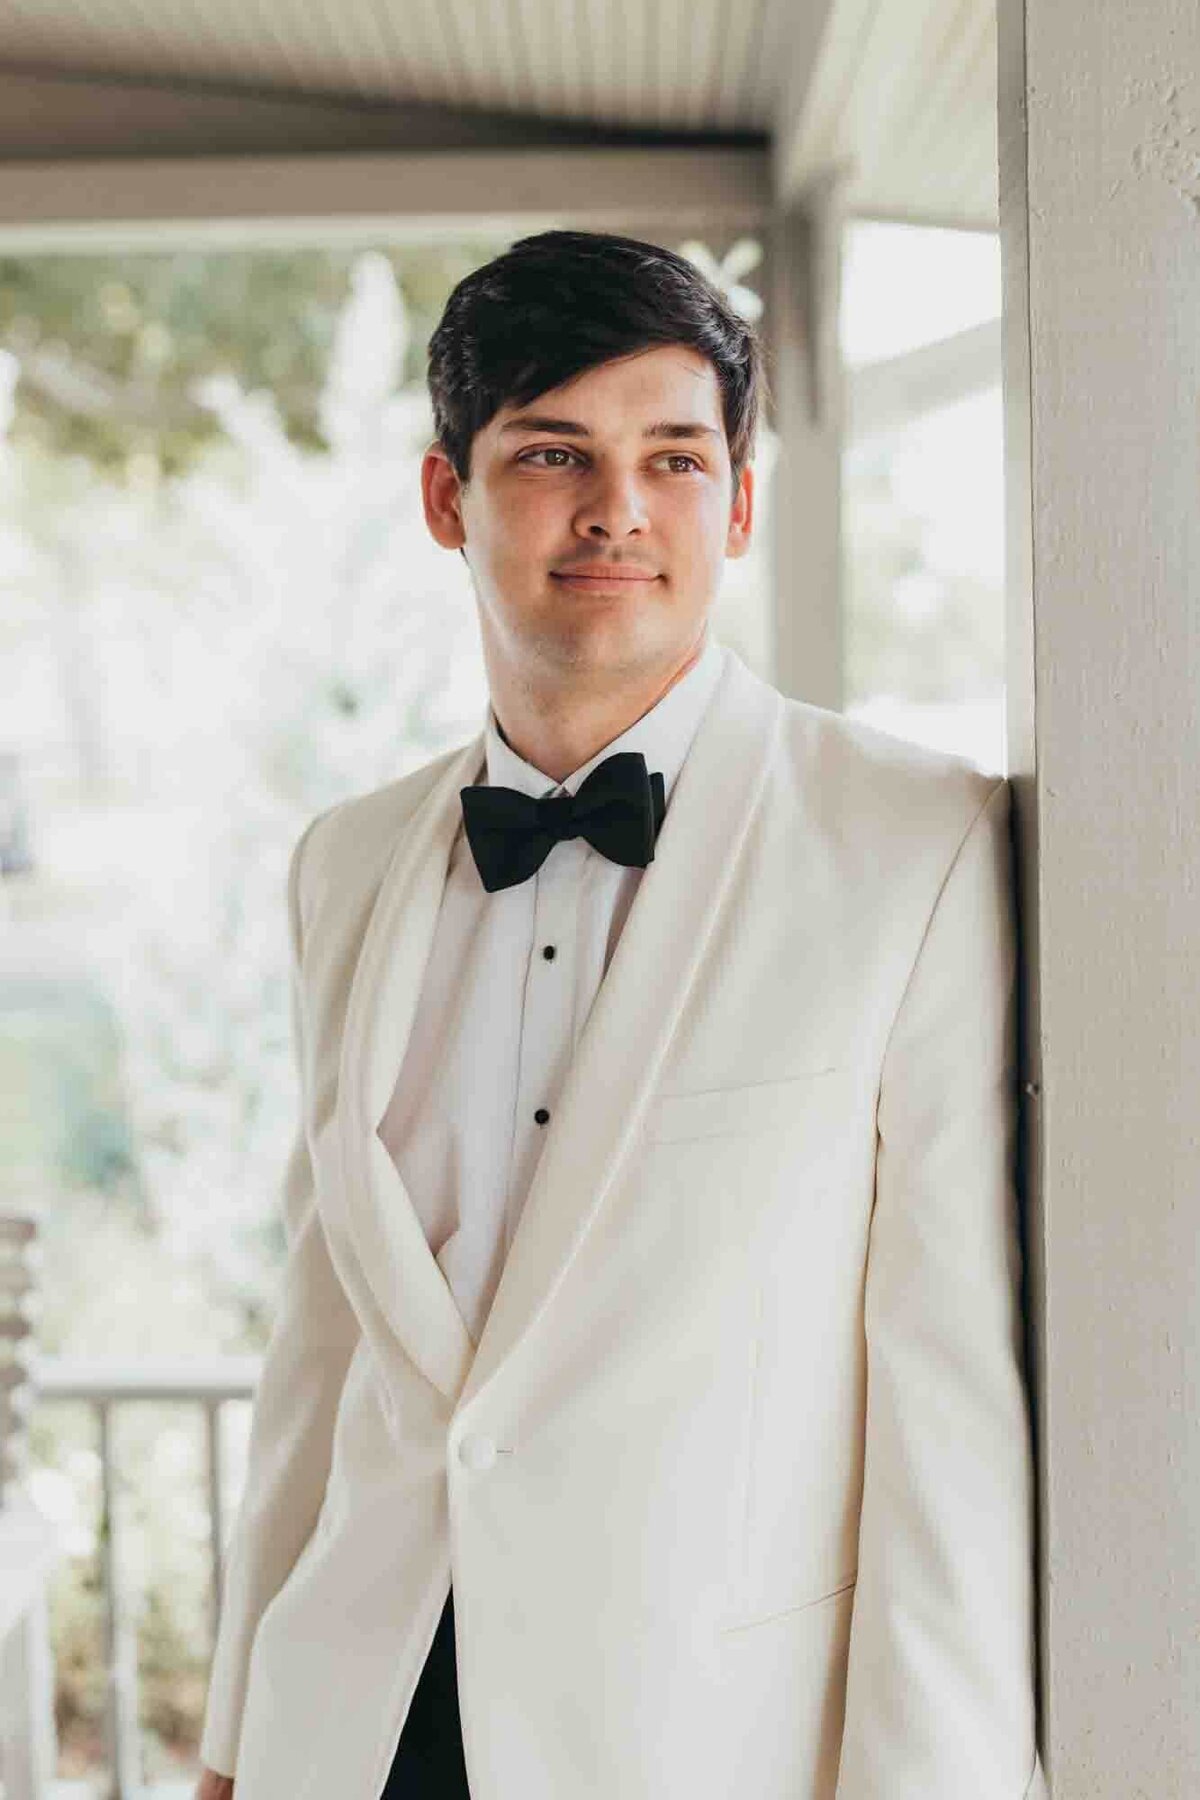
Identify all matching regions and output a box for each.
[724,462,754,560]
[421,443,467,551]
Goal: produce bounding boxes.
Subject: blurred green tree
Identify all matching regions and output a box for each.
[0,237,512,476]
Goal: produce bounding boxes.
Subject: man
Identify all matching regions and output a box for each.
[196,229,1046,1799]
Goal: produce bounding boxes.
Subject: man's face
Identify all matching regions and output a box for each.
[422,343,753,686]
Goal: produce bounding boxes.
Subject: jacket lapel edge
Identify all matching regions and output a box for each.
[458,650,784,1413]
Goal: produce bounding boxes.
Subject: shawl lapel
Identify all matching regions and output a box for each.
[330,647,783,1408]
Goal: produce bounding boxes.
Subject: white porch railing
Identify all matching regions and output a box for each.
[15,1358,259,1800]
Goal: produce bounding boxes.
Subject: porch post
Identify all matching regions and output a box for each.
[762,174,849,707]
[999,0,1200,1790]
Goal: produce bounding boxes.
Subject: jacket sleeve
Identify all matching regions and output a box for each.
[198,811,362,1779]
[834,776,1047,1799]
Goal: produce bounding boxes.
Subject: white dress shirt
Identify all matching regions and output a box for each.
[376,629,727,1345]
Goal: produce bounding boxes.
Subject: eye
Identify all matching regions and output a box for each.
[516,447,579,468]
[515,448,703,472]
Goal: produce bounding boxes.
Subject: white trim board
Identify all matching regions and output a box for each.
[0,145,771,251]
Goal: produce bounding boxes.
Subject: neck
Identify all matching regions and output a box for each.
[489,633,707,785]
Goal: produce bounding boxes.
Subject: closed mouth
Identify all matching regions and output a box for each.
[551,570,659,582]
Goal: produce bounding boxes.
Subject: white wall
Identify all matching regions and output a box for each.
[998,0,1200,1791]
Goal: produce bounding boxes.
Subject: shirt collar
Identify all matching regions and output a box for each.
[483,629,726,807]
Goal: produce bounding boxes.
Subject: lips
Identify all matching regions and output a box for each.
[551,568,658,582]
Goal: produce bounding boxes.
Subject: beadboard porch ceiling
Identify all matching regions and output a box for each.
[0,0,999,229]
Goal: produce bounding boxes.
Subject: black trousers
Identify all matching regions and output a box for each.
[379,1585,472,1798]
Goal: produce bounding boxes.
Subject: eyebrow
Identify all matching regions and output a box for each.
[497,414,721,441]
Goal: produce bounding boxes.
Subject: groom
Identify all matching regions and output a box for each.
[197,229,1045,1799]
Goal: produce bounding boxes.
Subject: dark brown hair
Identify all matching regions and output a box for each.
[426,228,767,503]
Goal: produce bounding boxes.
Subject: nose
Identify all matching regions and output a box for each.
[573,466,649,538]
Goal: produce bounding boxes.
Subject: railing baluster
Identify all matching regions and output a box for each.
[204,1397,225,1639]
[0,1212,40,1508]
[97,1399,142,1800]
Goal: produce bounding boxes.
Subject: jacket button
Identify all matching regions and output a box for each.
[457,1432,497,1471]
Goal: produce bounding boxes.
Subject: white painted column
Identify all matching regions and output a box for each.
[998,0,1200,1791]
[762,177,848,708]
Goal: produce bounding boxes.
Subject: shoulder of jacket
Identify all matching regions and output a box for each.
[777,690,1004,832]
[290,740,474,921]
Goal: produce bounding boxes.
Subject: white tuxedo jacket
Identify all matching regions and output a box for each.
[200,645,1048,1800]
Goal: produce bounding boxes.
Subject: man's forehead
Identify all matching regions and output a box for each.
[490,348,723,435]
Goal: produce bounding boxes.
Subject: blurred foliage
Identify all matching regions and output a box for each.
[0,976,142,1200]
[843,428,1004,706]
[4,239,506,1784]
[0,236,512,476]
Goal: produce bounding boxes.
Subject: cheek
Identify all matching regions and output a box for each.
[669,481,727,527]
[490,489,564,552]
[667,500,727,566]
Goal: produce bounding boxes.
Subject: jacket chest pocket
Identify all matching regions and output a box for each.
[643,1065,857,1146]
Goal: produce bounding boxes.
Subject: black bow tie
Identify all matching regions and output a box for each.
[460,750,666,893]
